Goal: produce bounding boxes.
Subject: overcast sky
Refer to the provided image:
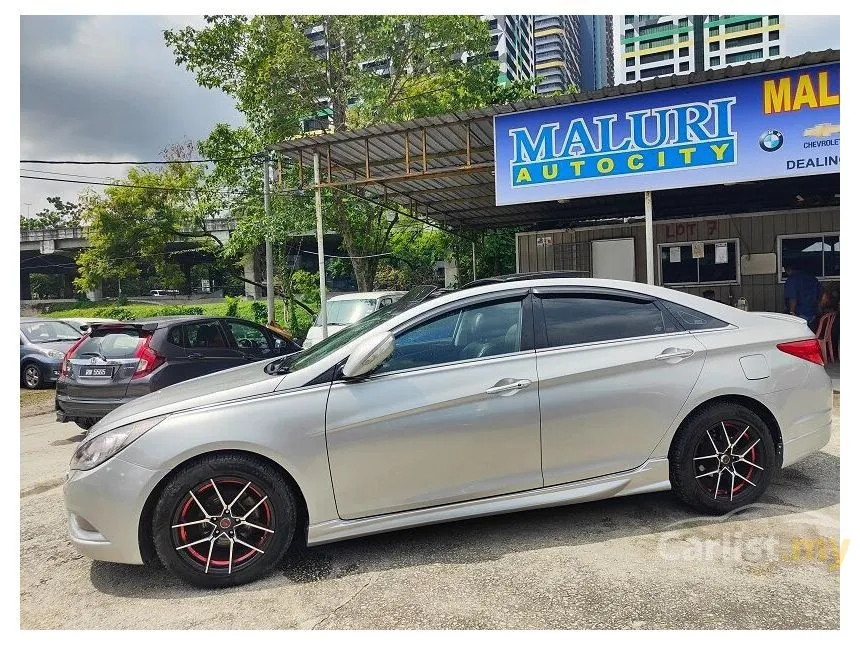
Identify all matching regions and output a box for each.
[20,14,840,217]
[19,15,244,216]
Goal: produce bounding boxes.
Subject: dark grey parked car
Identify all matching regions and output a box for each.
[56,316,301,430]
[20,318,83,389]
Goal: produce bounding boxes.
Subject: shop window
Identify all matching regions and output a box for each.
[660,240,740,285]
[778,234,840,280]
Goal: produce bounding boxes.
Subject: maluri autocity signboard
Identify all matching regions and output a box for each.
[493,62,839,206]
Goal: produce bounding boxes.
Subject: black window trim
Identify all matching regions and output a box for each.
[530,287,690,352]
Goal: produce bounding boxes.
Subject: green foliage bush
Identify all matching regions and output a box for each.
[156,305,204,316]
[93,306,135,321]
[224,295,241,317]
[250,301,267,324]
[116,293,129,306]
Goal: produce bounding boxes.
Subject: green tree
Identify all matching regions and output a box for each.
[20,196,84,231]
[74,146,222,294]
[165,15,536,290]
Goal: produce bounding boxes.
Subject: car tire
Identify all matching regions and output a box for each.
[152,453,296,588]
[669,402,776,515]
[21,362,43,390]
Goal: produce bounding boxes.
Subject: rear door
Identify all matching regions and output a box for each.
[64,325,149,400]
[533,288,707,485]
[174,320,246,381]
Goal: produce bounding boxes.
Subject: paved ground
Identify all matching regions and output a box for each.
[20,397,840,629]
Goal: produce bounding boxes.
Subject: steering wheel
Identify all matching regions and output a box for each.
[237,338,253,349]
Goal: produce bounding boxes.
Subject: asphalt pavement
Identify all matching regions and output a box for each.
[20,398,840,629]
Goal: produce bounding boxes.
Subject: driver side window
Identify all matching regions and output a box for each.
[377,299,523,374]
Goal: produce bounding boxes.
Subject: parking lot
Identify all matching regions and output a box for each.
[20,394,840,629]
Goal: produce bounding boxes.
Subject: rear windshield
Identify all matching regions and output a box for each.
[75,328,145,359]
[21,320,81,343]
[319,299,377,326]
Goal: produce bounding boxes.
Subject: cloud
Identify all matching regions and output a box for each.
[20,15,244,215]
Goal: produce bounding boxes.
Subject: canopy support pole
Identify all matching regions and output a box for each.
[314,152,328,340]
[472,242,477,282]
[263,154,275,324]
[644,190,655,285]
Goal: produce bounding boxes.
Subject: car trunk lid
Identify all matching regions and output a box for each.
[63,322,160,400]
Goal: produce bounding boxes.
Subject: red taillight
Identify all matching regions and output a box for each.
[777,339,824,366]
[61,335,88,377]
[132,334,165,379]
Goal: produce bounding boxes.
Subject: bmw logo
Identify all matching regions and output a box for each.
[759,130,784,152]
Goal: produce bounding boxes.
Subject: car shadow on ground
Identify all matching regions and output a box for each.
[89,450,839,600]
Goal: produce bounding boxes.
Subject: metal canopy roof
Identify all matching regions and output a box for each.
[270,50,839,232]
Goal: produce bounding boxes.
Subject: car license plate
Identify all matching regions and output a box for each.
[80,366,114,377]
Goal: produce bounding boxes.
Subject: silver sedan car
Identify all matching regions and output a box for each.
[64,278,832,587]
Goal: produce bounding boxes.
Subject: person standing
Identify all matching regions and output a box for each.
[783,262,821,328]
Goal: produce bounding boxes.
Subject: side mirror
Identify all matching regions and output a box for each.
[342,331,395,379]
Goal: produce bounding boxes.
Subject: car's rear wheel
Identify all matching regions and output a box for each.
[669,402,775,514]
[21,363,43,390]
[152,454,296,588]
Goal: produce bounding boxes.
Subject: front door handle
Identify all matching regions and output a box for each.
[485,378,532,395]
[655,348,695,361]
[188,352,203,360]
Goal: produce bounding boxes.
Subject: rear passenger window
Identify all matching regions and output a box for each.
[167,326,184,347]
[541,295,675,347]
[661,300,729,330]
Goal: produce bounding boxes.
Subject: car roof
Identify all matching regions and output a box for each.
[328,291,406,301]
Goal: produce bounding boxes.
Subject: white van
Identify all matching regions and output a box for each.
[302,291,406,348]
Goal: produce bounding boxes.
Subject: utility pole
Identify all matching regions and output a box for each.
[262,153,276,324]
[313,152,328,340]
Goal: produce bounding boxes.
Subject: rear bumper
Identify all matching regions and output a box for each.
[55,393,136,422]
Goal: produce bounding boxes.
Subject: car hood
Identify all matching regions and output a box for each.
[91,359,285,436]
[31,339,79,354]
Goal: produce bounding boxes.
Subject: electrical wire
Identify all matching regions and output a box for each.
[20,246,215,272]
[300,249,393,260]
[20,174,304,198]
[20,154,261,165]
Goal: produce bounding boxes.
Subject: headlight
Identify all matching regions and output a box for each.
[69,416,166,471]
[38,347,65,359]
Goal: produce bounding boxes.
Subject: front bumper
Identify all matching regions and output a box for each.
[56,393,134,423]
[64,456,160,565]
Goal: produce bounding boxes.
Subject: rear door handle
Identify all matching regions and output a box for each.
[485,379,532,395]
[188,352,203,360]
[655,348,695,361]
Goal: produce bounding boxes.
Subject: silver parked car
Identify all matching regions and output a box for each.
[64,278,832,587]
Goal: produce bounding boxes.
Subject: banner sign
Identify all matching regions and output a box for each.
[493,62,839,206]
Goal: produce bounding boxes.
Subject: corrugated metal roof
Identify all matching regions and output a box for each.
[270,50,839,231]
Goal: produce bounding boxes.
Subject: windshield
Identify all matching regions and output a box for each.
[21,320,82,343]
[318,299,376,326]
[287,285,439,373]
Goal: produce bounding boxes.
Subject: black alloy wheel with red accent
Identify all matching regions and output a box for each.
[669,402,776,514]
[152,454,296,588]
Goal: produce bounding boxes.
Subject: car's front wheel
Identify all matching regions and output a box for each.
[21,363,43,390]
[669,402,776,515]
[152,454,296,588]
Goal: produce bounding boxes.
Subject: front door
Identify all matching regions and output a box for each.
[533,290,707,485]
[325,296,543,520]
